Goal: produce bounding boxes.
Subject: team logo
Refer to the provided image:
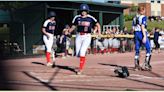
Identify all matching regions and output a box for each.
[83,6,86,9]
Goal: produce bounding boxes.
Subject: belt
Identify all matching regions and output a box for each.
[77,32,89,35]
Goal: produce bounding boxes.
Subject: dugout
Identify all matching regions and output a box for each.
[11,1,129,55]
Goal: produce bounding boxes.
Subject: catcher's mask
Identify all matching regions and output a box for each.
[114,67,129,78]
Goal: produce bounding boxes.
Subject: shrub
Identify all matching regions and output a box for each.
[124,14,132,21]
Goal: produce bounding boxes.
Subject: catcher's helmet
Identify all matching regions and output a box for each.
[79,4,89,11]
[114,67,129,78]
[49,11,56,18]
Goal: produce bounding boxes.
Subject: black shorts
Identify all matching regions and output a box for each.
[154,41,160,49]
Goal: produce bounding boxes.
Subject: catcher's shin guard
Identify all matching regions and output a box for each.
[145,53,152,70]
[134,56,142,71]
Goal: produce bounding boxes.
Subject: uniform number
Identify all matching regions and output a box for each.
[49,26,55,30]
[84,26,88,32]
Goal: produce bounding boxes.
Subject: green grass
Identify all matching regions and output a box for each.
[124,20,164,33]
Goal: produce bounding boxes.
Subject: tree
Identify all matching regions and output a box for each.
[132,4,137,11]
[0,1,33,12]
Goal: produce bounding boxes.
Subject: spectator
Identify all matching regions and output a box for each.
[128,29,135,52]
[152,27,162,54]
[159,28,164,36]
[55,28,70,58]
[122,27,129,53]
[149,28,155,52]
[161,16,164,21]
[151,18,154,22]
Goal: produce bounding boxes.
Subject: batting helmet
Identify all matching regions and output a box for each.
[65,24,70,29]
[79,4,89,11]
[49,11,56,18]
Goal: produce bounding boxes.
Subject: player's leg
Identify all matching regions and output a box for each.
[103,39,108,54]
[97,41,104,54]
[77,34,91,75]
[108,38,112,54]
[93,38,97,54]
[66,39,69,56]
[43,34,53,66]
[142,36,152,70]
[134,33,142,71]
[75,34,82,58]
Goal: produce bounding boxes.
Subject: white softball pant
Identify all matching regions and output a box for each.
[108,38,113,47]
[112,38,119,48]
[103,38,109,49]
[66,38,71,50]
[97,39,104,50]
[93,38,97,48]
[43,33,53,52]
[76,33,91,57]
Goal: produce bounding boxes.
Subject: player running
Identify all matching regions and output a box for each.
[133,6,152,71]
[69,4,101,75]
[42,11,56,66]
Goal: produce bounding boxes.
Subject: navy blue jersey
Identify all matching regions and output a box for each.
[43,19,56,34]
[133,14,147,32]
[123,30,128,35]
[57,34,67,44]
[72,14,97,33]
[154,31,161,41]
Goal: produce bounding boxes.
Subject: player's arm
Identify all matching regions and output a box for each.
[141,17,147,43]
[42,28,50,38]
[69,25,76,33]
[59,35,65,44]
[95,22,101,34]
[132,19,135,31]
[42,20,50,38]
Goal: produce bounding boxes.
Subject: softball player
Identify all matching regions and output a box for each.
[92,26,98,54]
[97,32,105,54]
[133,6,152,71]
[42,11,56,66]
[112,28,120,53]
[69,4,101,75]
[65,24,71,57]
[103,29,110,54]
[108,27,116,53]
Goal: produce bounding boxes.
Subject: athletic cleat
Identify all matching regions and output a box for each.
[66,55,71,57]
[145,63,152,70]
[134,66,142,71]
[46,62,53,66]
[76,70,83,75]
[61,56,66,59]
[158,52,162,54]
[107,52,111,54]
[113,52,118,54]
[151,52,155,55]
[145,54,152,70]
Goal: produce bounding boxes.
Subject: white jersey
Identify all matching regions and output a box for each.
[133,14,147,32]
[159,31,164,35]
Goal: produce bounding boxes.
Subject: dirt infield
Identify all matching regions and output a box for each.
[0,50,164,91]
